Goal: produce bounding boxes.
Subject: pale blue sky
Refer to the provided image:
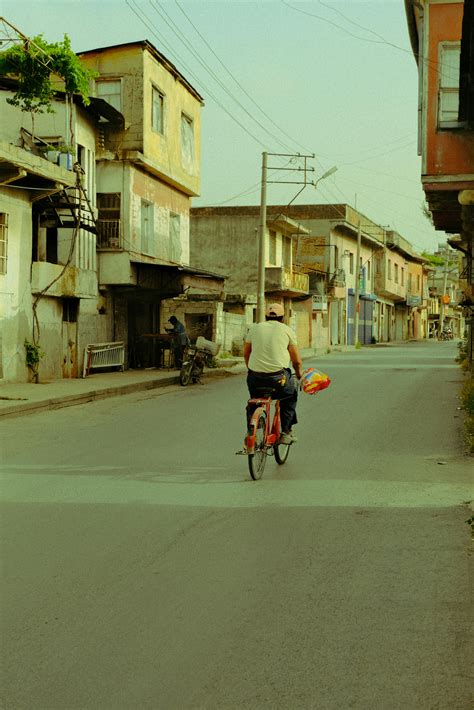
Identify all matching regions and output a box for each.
[0,0,445,252]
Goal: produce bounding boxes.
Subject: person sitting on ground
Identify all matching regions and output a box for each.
[243,303,303,444]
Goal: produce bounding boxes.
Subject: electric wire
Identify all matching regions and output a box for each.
[124,0,271,149]
[173,0,313,155]
[148,0,296,153]
[281,0,454,83]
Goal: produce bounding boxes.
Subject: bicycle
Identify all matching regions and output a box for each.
[242,390,292,480]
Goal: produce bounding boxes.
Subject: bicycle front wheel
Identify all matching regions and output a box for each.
[274,440,291,465]
[248,412,267,480]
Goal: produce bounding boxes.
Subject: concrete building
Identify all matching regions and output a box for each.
[78,41,224,367]
[189,206,311,353]
[405,0,474,365]
[267,205,382,346]
[0,83,114,382]
[261,205,429,346]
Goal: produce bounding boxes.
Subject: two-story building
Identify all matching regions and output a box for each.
[267,205,382,346]
[405,0,474,364]
[189,206,310,352]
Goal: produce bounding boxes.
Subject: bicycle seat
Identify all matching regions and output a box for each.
[252,387,274,398]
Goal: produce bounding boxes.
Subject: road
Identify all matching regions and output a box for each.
[1,341,472,709]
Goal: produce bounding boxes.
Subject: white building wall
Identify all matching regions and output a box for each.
[0,190,33,382]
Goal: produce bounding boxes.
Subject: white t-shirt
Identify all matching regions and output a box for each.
[245,321,297,372]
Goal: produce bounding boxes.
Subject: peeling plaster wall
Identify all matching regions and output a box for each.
[0,189,33,382]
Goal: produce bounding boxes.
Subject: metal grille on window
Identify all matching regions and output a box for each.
[97,194,121,248]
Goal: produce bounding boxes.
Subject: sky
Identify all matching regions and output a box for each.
[0,0,448,253]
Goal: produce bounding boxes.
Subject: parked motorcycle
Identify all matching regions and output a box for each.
[179,337,220,386]
[439,327,453,341]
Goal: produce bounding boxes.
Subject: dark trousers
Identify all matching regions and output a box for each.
[246,368,298,433]
[174,345,185,368]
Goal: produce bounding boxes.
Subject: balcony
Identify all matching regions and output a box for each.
[265,266,309,296]
[97,219,122,249]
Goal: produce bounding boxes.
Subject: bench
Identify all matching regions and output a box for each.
[82,342,125,378]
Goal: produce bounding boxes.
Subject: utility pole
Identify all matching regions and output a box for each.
[353,220,361,345]
[439,244,450,333]
[256,152,268,323]
[256,153,336,322]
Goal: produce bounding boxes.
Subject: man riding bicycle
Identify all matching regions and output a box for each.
[243,303,303,444]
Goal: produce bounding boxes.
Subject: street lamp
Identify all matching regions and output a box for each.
[315,165,338,186]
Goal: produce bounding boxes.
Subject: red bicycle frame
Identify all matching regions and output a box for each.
[245,396,282,453]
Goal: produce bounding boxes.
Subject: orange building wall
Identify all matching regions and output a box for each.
[425,2,474,176]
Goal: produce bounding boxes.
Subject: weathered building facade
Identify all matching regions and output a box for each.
[405,0,474,365]
[0,86,112,382]
[189,206,311,352]
[78,41,223,368]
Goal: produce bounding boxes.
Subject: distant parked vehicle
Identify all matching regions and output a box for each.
[439,327,453,341]
[179,337,220,386]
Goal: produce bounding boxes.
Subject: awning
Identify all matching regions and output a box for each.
[128,259,226,298]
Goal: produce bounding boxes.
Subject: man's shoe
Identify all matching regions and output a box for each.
[279,431,297,445]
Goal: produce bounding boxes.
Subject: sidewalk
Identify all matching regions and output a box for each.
[0,345,344,420]
[0,359,247,420]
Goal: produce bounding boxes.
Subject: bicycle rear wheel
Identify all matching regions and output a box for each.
[274,440,291,465]
[248,412,267,480]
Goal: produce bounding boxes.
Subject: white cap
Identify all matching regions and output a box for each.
[266,303,284,317]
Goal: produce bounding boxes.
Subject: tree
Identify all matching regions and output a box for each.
[0,32,96,138]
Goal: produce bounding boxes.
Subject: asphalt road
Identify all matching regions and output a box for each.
[1,341,472,710]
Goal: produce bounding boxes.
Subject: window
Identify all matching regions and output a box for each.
[408,273,412,291]
[97,193,121,248]
[181,113,194,171]
[388,258,392,280]
[96,79,121,112]
[0,213,7,274]
[438,42,461,127]
[401,267,404,286]
[152,86,164,133]
[417,275,421,291]
[349,253,354,274]
[283,237,292,268]
[141,200,153,255]
[367,260,371,281]
[169,213,181,263]
[62,298,78,323]
[394,263,399,284]
[268,230,277,265]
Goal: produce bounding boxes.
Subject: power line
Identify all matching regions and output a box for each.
[174,0,313,155]
[149,0,296,153]
[124,0,272,149]
[281,0,453,83]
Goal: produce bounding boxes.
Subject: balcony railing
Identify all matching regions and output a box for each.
[97,219,121,249]
[265,266,309,294]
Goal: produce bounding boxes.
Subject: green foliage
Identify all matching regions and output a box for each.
[0,34,96,115]
[421,251,445,267]
[459,374,474,454]
[24,339,44,382]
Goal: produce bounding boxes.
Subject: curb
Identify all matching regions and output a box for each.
[0,366,246,420]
